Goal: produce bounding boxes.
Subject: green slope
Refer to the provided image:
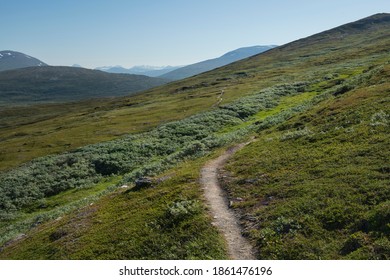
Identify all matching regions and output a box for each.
[0,13,389,259]
[222,65,390,259]
[1,14,389,172]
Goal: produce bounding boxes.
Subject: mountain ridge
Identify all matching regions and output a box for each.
[159,45,276,80]
[95,65,182,77]
[0,50,47,71]
[264,13,390,52]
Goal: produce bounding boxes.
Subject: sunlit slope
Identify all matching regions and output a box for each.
[0,13,389,260]
[221,64,390,259]
[1,14,389,171]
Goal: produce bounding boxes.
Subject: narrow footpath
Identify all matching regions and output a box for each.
[200,143,256,260]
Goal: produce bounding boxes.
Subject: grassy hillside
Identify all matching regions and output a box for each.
[0,13,389,259]
[1,14,389,172]
[221,65,390,259]
[0,66,168,106]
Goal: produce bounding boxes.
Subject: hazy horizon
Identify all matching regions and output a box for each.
[2,0,389,68]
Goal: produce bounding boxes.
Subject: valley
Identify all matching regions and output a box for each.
[0,13,389,260]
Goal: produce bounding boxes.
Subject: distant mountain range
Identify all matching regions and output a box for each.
[158,45,277,80]
[95,65,182,77]
[0,50,47,71]
[0,66,168,106]
[0,45,276,105]
[95,45,277,80]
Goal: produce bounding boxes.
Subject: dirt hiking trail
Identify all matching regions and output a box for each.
[201,142,256,260]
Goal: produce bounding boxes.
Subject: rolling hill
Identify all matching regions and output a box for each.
[0,50,47,71]
[0,66,169,106]
[0,13,389,260]
[159,45,276,80]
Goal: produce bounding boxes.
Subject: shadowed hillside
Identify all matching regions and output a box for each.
[0,66,169,106]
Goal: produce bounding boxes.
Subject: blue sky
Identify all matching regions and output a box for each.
[1,0,389,68]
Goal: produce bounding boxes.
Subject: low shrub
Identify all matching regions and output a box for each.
[165,200,201,225]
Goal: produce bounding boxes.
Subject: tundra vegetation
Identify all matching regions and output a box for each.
[0,14,389,259]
